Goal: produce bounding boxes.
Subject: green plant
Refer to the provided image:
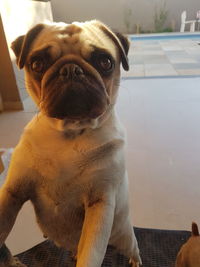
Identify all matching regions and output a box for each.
[154,2,168,32]
[162,27,173,32]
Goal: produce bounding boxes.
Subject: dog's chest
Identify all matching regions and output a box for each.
[22,119,124,247]
[33,177,85,250]
[31,138,91,201]
[28,141,91,247]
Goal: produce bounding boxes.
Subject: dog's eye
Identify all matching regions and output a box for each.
[31,58,45,73]
[98,55,113,72]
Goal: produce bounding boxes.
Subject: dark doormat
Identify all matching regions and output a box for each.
[16,227,191,267]
[134,227,190,267]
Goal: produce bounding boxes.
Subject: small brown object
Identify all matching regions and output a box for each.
[175,222,200,267]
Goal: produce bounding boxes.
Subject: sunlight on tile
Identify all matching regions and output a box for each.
[144,64,178,76]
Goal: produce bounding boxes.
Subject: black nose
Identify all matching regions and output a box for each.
[59,63,84,80]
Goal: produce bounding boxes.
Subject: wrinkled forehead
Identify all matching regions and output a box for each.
[31,21,117,60]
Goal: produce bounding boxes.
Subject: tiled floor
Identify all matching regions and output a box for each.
[122,36,200,78]
[0,97,37,148]
[1,35,200,254]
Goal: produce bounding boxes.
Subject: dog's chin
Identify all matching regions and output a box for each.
[49,107,104,123]
[43,108,108,134]
[46,107,105,121]
[64,106,110,126]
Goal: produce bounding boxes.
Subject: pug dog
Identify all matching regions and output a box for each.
[0,20,141,267]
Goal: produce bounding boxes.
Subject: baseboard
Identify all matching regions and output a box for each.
[0,94,3,111]
[3,101,23,110]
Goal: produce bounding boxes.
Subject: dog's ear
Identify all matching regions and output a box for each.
[94,21,130,71]
[11,24,45,69]
[114,32,130,57]
[111,31,130,71]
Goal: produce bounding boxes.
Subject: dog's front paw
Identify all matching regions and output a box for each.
[0,244,26,267]
[9,257,27,267]
[129,257,142,267]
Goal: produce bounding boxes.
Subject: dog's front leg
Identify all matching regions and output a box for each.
[77,194,115,267]
[0,186,24,245]
[0,186,26,266]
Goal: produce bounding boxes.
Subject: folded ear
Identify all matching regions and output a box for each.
[11,24,45,69]
[95,21,130,71]
[114,32,130,58]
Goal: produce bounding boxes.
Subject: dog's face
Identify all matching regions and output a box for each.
[12,20,129,130]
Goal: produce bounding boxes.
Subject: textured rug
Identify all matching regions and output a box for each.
[15,227,191,267]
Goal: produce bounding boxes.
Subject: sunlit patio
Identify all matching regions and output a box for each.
[123,34,200,78]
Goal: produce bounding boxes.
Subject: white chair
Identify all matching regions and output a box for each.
[180,11,196,32]
[196,10,200,31]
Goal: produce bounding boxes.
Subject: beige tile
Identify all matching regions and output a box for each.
[6,201,45,254]
[122,64,145,77]
[133,50,164,55]
[0,110,35,147]
[176,69,200,75]
[118,78,200,230]
[145,64,178,76]
[168,57,198,64]
[185,47,200,54]
[161,45,183,51]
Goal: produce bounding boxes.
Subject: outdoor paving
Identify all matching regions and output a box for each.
[122,36,200,78]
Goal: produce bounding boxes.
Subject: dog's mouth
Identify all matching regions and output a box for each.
[40,58,110,121]
[45,84,109,120]
[41,76,109,121]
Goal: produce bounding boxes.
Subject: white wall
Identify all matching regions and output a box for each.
[0,0,53,55]
[51,0,200,33]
